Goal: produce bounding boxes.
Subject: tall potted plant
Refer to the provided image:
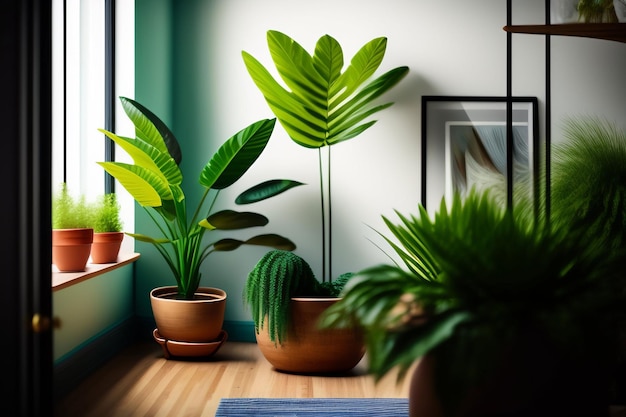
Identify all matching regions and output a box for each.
[323,189,624,416]
[90,193,125,264]
[97,97,301,358]
[52,182,94,272]
[242,30,409,372]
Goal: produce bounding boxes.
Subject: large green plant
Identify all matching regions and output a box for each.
[243,30,409,282]
[97,97,302,299]
[323,189,624,413]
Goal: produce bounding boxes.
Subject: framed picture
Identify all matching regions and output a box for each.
[421,96,539,213]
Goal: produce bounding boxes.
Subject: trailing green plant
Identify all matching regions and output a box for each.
[92,193,123,233]
[245,249,353,344]
[243,30,409,282]
[323,188,624,414]
[550,116,626,253]
[52,182,93,229]
[97,97,303,299]
[577,0,618,22]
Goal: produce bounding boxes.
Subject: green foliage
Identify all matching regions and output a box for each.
[92,193,123,233]
[52,182,93,229]
[243,31,409,282]
[242,30,409,149]
[245,251,355,344]
[577,0,618,22]
[98,98,303,299]
[245,250,322,344]
[323,189,624,397]
[551,117,626,253]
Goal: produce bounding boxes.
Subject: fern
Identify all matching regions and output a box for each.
[245,250,326,344]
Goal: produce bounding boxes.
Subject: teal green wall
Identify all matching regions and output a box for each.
[53,264,135,363]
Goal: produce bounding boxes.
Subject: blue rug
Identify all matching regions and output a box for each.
[215,398,409,416]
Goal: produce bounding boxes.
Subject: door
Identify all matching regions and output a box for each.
[1,0,54,415]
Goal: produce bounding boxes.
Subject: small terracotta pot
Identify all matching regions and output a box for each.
[150,286,227,344]
[90,232,124,263]
[52,228,94,272]
[255,297,365,374]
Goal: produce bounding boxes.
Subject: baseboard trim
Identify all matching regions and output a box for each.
[135,316,257,343]
[53,318,138,402]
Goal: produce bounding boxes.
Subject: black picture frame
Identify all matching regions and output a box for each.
[421,96,540,213]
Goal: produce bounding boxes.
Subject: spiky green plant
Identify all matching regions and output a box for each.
[97,97,303,299]
[245,249,353,344]
[92,193,123,233]
[551,117,626,253]
[323,189,624,414]
[243,30,409,282]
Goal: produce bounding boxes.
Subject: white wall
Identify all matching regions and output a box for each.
[136,0,626,323]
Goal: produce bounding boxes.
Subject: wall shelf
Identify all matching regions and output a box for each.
[504,23,626,43]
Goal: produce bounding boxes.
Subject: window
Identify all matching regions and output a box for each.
[52,0,135,250]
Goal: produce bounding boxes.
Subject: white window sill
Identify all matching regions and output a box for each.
[52,252,140,291]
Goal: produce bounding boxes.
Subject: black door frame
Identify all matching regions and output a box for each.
[1,0,53,415]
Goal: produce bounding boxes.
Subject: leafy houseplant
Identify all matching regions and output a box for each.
[241,30,408,372]
[323,189,624,416]
[52,182,94,272]
[90,193,125,264]
[97,97,301,352]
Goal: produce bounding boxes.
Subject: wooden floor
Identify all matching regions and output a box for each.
[54,340,413,417]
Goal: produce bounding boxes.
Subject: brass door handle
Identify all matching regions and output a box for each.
[31,314,61,333]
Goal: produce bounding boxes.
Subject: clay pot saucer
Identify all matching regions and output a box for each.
[153,328,228,359]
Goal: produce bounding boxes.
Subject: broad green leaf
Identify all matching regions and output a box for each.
[120,96,182,164]
[330,37,387,102]
[267,30,327,110]
[199,118,276,190]
[125,232,170,244]
[97,162,171,206]
[206,209,268,230]
[99,128,182,186]
[212,234,296,252]
[242,52,326,147]
[235,179,305,204]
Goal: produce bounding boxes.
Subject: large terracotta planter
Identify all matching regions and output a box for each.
[408,345,611,417]
[150,286,228,359]
[90,231,124,263]
[255,297,365,374]
[52,228,94,272]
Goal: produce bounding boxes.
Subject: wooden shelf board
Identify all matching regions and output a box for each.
[504,23,626,43]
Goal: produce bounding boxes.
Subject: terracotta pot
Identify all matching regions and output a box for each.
[52,228,94,272]
[409,344,611,417]
[150,286,227,344]
[255,297,365,374]
[90,231,124,263]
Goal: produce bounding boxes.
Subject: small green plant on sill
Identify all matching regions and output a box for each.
[92,193,123,233]
[52,182,93,229]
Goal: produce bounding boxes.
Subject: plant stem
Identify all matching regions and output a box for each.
[318,146,333,283]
